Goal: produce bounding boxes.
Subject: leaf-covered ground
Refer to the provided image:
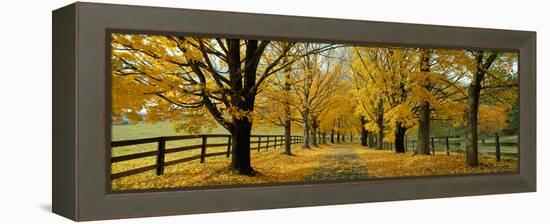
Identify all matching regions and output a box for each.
[351,145,518,177]
[112,145,326,190]
[112,144,518,191]
[303,147,370,181]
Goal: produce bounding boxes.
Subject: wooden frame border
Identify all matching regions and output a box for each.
[52,2,536,221]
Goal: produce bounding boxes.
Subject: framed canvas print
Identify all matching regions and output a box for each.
[52,2,536,221]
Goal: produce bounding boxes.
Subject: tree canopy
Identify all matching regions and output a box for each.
[111,33,518,172]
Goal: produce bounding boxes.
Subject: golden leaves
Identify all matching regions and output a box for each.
[478,105,509,133]
[111,142,517,190]
[352,146,517,178]
[386,103,416,128]
[112,145,325,190]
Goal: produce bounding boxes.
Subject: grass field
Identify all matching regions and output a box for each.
[112,121,293,156]
[405,135,518,155]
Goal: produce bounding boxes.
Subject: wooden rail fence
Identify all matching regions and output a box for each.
[111,134,303,180]
[405,135,517,157]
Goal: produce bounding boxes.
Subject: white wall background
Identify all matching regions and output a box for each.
[0,0,547,223]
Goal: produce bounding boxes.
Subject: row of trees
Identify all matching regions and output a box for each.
[256,44,362,154]
[349,47,517,166]
[111,35,343,175]
[111,34,518,175]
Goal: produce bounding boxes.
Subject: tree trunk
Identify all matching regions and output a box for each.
[230,118,254,175]
[376,100,384,150]
[311,122,318,147]
[465,87,479,166]
[495,132,501,162]
[337,131,340,143]
[416,101,431,155]
[284,120,291,155]
[360,117,368,146]
[330,129,335,143]
[283,58,292,155]
[301,56,313,149]
[416,50,432,156]
[302,111,310,148]
[394,122,406,153]
[226,39,260,175]
[361,130,368,146]
[445,136,450,156]
[466,51,497,167]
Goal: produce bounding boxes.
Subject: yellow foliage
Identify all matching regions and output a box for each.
[112,144,517,190]
[352,147,517,177]
[112,145,325,190]
[478,105,509,133]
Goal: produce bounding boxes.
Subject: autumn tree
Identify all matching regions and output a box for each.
[415,50,432,155]
[350,47,417,151]
[111,34,341,175]
[413,49,517,164]
[318,83,358,145]
[349,48,385,149]
[458,51,517,166]
[254,51,299,155]
[292,44,343,148]
[408,49,468,155]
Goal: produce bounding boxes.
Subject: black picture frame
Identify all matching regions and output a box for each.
[52,2,536,221]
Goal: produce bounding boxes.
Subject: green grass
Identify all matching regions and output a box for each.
[404,135,518,154]
[112,121,296,141]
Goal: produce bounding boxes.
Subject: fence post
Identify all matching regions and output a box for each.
[431,137,435,155]
[274,136,277,149]
[226,136,231,158]
[257,136,261,152]
[200,135,207,163]
[495,133,501,162]
[266,136,269,150]
[445,136,450,156]
[156,137,166,175]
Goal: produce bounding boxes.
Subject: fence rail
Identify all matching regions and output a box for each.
[404,135,517,158]
[111,134,303,180]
